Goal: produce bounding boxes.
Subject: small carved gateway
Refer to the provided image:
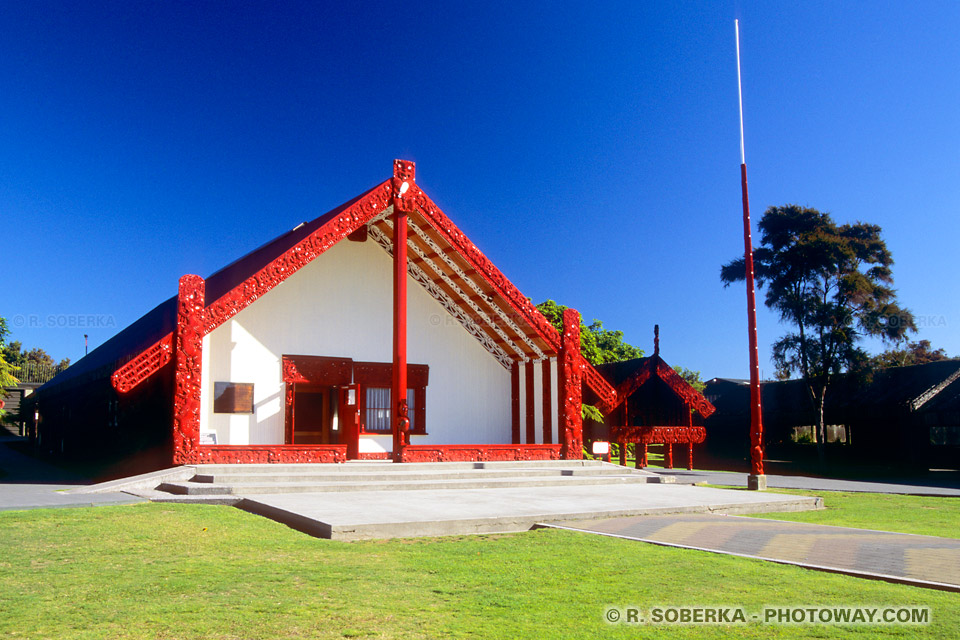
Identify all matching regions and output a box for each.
[584,327,716,470]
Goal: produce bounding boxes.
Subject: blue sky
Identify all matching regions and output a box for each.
[3,1,958,379]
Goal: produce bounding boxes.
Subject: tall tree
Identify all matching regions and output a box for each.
[0,319,20,417]
[536,300,644,365]
[721,205,914,464]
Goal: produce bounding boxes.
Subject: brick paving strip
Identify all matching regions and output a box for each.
[540,514,960,592]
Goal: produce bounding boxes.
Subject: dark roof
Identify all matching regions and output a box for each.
[708,360,960,425]
[593,357,652,386]
[847,359,960,410]
[35,184,382,396]
[705,377,749,386]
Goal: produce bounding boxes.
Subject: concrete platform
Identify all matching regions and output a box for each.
[234,483,821,540]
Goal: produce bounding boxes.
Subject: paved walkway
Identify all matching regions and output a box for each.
[647,469,960,496]
[0,434,143,511]
[544,513,960,592]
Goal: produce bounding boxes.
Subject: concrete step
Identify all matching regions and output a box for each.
[159,473,658,496]
[190,466,647,485]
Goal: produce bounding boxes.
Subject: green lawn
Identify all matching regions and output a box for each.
[709,486,960,539]
[0,502,956,639]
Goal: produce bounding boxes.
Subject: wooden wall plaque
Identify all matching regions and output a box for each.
[213,382,254,414]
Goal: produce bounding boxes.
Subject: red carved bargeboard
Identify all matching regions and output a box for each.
[111,180,393,394]
[194,445,347,464]
[400,444,562,463]
[612,426,707,445]
[407,184,617,409]
[111,334,173,394]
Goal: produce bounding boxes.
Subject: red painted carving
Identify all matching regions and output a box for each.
[392,159,416,213]
[203,181,393,334]
[172,275,205,465]
[112,180,392,394]
[559,308,583,460]
[400,444,562,463]
[597,367,653,415]
[284,386,295,444]
[665,443,674,469]
[595,356,715,418]
[655,359,716,418]
[282,359,309,384]
[396,398,410,448]
[611,425,707,445]
[194,445,346,464]
[580,358,617,409]
[751,443,764,475]
[408,184,613,402]
[358,451,391,460]
[111,334,173,393]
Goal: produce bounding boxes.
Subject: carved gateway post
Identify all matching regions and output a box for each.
[392,159,414,460]
[172,275,205,464]
[559,308,583,459]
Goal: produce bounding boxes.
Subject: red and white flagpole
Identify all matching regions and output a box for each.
[736,19,766,490]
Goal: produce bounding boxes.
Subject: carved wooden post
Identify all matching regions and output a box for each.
[559,308,583,460]
[392,159,414,461]
[688,443,694,470]
[172,275,205,465]
[638,443,648,468]
[665,443,674,469]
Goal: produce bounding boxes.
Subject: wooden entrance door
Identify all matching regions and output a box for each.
[291,387,326,444]
[339,384,360,459]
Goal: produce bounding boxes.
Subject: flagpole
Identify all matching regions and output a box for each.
[735,19,766,490]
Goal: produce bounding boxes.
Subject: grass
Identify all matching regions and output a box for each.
[710,486,960,538]
[0,502,957,639]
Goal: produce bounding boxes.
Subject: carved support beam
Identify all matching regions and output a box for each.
[172,275,205,465]
[559,308,583,460]
[392,159,414,460]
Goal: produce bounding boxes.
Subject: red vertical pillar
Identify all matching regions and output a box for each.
[665,444,674,469]
[392,160,414,461]
[510,362,521,444]
[559,308,583,460]
[741,164,765,482]
[172,274,205,465]
[541,359,552,444]
[525,360,536,444]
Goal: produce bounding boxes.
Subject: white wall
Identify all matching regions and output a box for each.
[199,238,515,449]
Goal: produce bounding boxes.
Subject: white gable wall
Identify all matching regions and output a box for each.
[198,238,514,448]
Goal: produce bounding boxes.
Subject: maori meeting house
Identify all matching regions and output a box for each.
[23,160,713,472]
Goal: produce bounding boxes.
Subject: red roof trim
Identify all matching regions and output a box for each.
[596,356,716,418]
[203,180,393,332]
[408,184,617,406]
[111,166,618,406]
[111,333,173,393]
[112,180,392,393]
